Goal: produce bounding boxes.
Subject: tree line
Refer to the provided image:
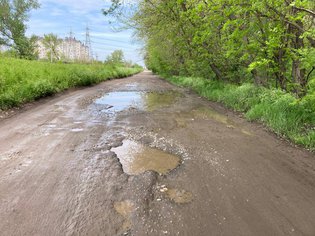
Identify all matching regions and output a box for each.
[0,0,39,59]
[105,0,315,97]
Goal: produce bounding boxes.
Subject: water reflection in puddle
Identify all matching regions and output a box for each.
[71,128,84,132]
[111,140,180,175]
[192,107,230,125]
[145,91,182,111]
[95,92,144,112]
[94,90,181,113]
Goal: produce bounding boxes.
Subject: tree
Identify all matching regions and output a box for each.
[0,0,39,58]
[104,0,315,96]
[42,33,61,62]
[105,49,125,65]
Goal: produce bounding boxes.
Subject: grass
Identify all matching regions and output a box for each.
[165,76,315,150]
[0,57,142,110]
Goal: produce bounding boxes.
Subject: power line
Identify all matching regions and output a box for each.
[90,36,131,44]
[92,46,136,52]
[91,42,139,51]
[85,26,93,61]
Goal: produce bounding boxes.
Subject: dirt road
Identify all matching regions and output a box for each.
[1,71,315,236]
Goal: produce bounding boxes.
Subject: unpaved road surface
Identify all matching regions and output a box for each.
[1,71,315,236]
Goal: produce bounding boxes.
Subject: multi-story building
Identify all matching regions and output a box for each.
[36,36,90,62]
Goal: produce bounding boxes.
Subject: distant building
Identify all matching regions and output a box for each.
[36,36,90,62]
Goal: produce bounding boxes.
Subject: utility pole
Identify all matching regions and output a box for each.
[85,26,92,62]
[95,52,98,62]
[69,29,74,61]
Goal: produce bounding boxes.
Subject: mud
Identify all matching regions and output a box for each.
[114,200,134,232]
[165,188,193,204]
[0,71,315,236]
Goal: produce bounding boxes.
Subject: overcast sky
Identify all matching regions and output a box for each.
[26,0,144,65]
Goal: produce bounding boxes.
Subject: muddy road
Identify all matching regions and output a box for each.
[1,71,315,236]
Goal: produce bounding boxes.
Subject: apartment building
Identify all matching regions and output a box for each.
[36,36,90,62]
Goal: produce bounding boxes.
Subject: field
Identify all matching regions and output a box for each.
[0,57,142,110]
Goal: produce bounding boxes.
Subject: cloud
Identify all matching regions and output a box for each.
[26,0,144,64]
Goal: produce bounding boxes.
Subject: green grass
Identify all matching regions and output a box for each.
[0,57,142,110]
[165,76,315,150]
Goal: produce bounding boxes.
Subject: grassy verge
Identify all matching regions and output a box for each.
[165,76,315,150]
[0,57,142,110]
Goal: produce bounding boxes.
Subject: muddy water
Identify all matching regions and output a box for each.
[114,200,134,231]
[165,188,194,204]
[173,106,253,135]
[144,91,182,111]
[192,107,232,125]
[111,140,180,175]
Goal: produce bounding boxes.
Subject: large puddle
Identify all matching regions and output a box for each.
[111,140,180,175]
[94,91,181,113]
[95,92,144,112]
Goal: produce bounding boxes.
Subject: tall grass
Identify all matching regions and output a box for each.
[0,57,142,109]
[165,76,315,150]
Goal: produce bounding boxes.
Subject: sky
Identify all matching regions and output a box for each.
[26,0,144,65]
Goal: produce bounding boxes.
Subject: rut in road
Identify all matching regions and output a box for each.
[0,71,315,236]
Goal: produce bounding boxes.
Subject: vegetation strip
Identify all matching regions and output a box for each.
[165,76,315,150]
[0,57,142,110]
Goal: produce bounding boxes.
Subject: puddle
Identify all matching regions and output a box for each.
[111,140,180,175]
[144,91,181,111]
[71,128,84,132]
[126,83,138,89]
[114,200,134,231]
[192,107,254,136]
[94,91,181,113]
[192,107,231,125]
[95,92,144,112]
[165,188,193,204]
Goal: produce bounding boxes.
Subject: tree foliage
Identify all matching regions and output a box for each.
[0,0,39,59]
[42,33,61,62]
[105,49,125,65]
[104,0,315,97]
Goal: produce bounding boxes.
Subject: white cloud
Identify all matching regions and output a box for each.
[26,0,144,64]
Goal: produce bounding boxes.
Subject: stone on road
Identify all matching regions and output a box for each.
[0,71,315,236]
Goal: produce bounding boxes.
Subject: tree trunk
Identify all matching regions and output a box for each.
[291,19,306,96]
[210,63,223,80]
[273,48,287,91]
[251,69,263,86]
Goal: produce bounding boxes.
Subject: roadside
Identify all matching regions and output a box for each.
[164,75,315,151]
